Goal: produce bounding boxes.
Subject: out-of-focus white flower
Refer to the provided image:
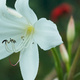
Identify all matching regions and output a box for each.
[59,44,69,63]
[0,0,63,80]
[67,16,75,42]
[53,77,59,80]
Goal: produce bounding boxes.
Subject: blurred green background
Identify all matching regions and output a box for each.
[0,0,80,80]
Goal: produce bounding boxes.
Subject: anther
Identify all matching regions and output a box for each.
[2,38,16,53]
[2,39,8,44]
[21,36,24,40]
[10,38,16,43]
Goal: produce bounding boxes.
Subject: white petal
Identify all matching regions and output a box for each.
[34,18,63,50]
[15,0,38,25]
[0,0,27,42]
[19,43,39,80]
[0,44,12,60]
[0,18,26,46]
[0,21,25,43]
[0,0,27,26]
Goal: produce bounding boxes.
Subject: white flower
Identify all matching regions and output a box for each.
[53,77,59,80]
[0,0,63,80]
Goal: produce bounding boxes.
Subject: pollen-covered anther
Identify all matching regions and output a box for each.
[27,26,34,35]
[2,38,17,53]
[2,39,8,44]
[2,38,16,44]
[10,38,16,43]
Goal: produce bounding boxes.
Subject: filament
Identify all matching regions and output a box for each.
[4,34,32,53]
[9,57,20,66]
[15,35,32,52]
[5,43,13,53]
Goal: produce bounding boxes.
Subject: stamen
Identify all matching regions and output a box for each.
[9,57,19,66]
[5,43,13,53]
[15,35,32,52]
[11,43,16,52]
[2,38,16,53]
[2,26,34,53]
[2,39,9,44]
[21,36,24,40]
[10,38,16,43]
[3,35,32,53]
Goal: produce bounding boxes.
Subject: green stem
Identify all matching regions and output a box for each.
[68,42,72,65]
[51,48,63,80]
[67,45,80,80]
[66,62,70,74]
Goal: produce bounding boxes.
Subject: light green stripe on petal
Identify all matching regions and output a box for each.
[7,7,22,18]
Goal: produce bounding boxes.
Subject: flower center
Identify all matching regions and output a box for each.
[27,26,34,35]
[2,26,35,53]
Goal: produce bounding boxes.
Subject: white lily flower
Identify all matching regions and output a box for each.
[0,0,63,80]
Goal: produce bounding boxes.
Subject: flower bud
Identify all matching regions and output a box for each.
[67,16,75,42]
[59,44,69,63]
